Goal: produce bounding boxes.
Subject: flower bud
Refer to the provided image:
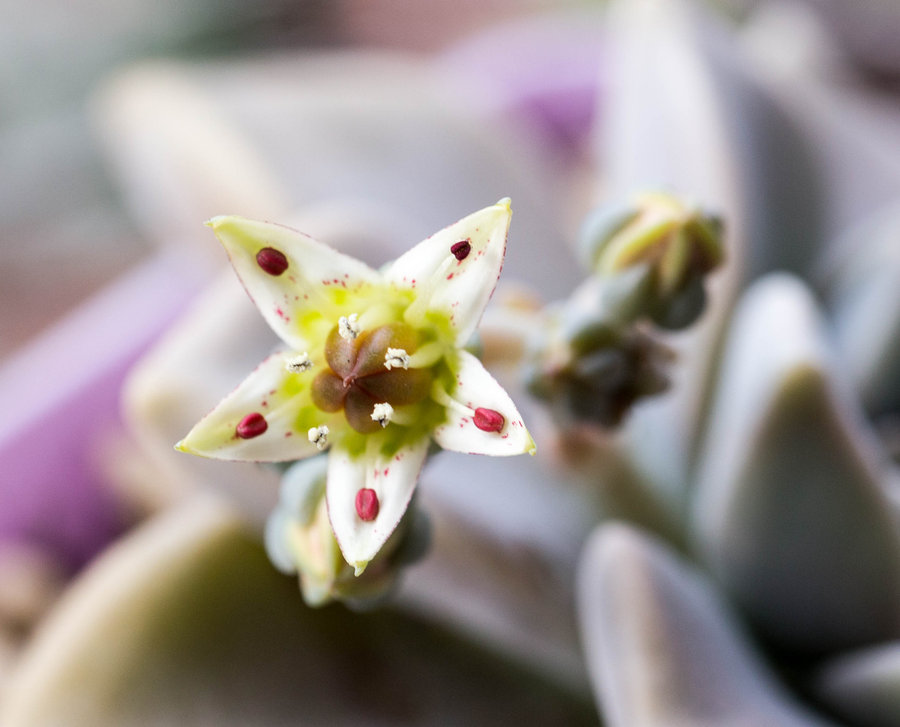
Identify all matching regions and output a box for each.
[579,192,725,329]
[265,456,430,609]
[526,301,673,429]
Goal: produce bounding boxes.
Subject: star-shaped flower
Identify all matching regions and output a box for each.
[177,200,535,573]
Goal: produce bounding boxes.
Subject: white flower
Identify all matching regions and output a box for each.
[176,199,535,574]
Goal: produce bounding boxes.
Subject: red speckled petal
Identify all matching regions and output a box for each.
[326,438,429,574]
[385,200,511,346]
[432,351,535,456]
[208,216,380,351]
[176,352,320,462]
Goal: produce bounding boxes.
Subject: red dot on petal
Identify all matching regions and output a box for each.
[450,240,471,261]
[256,247,289,275]
[236,412,268,439]
[355,488,379,521]
[473,407,505,433]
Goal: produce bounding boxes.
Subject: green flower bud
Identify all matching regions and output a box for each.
[526,299,673,430]
[579,192,725,329]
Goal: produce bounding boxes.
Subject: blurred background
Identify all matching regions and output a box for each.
[1,0,581,359]
[3,0,900,722]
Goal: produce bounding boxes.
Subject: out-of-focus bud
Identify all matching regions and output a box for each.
[265,456,430,610]
[578,192,725,329]
[526,296,673,429]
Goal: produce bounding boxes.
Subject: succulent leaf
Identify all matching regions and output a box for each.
[576,522,834,727]
[0,497,596,726]
[825,204,900,418]
[694,274,900,654]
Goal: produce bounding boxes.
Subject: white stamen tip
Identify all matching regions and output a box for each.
[307,425,330,450]
[338,313,360,341]
[371,402,394,428]
[285,352,313,373]
[384,348,410,370]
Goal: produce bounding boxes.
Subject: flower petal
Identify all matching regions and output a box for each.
[385,200,511,346]
[326,438,429,573]
[176,352,322,462]
[432,351,535,456]
[207,215,380,350]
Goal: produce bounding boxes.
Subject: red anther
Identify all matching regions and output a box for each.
[236,412,268,439]
[355,488,380,521]
[473,407,505,433]
[256,247,289,275]
[450,240,471,261]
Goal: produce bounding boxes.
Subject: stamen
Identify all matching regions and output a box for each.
[473,407,505,433]
[338,313,360,341]
[256,247,289,276]
[285,352,313,373]
[370,402,394,428]
[431,382,474,417]
[307,425,330,450]
[384,348,410,370]
[236,412,268,439]
[450,239,471,261]
[355,488,379,521]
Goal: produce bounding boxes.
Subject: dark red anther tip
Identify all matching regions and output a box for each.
[256,247,289,276]
[236,412,268,439]
[473,407,505,433]
[355,488,380,521]
[450,240,471,261]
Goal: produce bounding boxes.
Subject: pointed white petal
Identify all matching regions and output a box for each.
[208,216,380,350]
[386,200,511,346]
[327,439,429,573]
[432,351,535,456]
[176,352,321,462]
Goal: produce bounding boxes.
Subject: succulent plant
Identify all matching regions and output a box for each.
[3,1,900,726]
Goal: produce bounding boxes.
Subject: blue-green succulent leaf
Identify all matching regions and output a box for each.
[694,273,900,654]
[576,522,835,726]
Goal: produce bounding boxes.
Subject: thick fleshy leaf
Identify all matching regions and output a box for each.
[386,200,511,346]
[0,497,597,726]
[577,522,835,727]
[176,352,321,462]
[816,641,900,727]
[432,351,535,457]
[601,0,744,506]
[208,215,380,351]
[826,204,900,416]
[327,439,429,573]
[693,274,900,653]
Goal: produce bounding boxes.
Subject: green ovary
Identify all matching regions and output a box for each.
[311,321,440,435]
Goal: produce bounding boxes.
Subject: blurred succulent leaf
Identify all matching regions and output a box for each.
[576,522,834,727]
[94,56,582,296]
[816,641,900,727]
[600,0,744,504]
[403,450,596,694]
[0,496,596,727]
[824,204,900,418]
[694,273,900,654]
